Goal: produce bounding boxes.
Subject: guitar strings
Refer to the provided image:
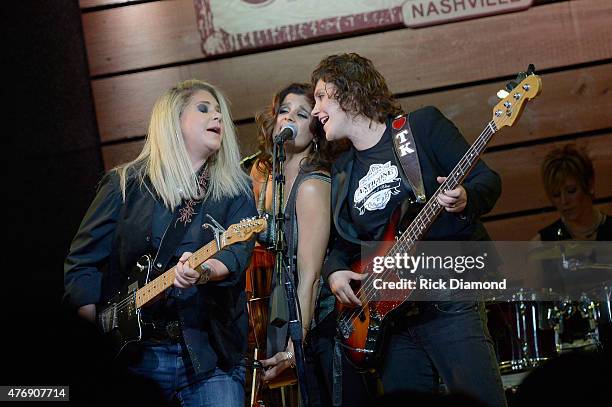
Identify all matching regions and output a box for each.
[109,267,176,314]
[340,117,504,326]
[110,247,209,314]
[354,122,495,308]
[101,219,263,317]
[360,123,493,298]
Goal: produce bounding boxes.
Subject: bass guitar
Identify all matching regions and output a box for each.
[337,67,542,369]
[97,217,267,355]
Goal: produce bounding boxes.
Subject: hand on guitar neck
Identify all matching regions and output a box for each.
[76,254,230,324]
[435,176,467,213]
[174,252,229,288]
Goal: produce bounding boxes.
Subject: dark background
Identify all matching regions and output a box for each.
[3,1,611,404]
[5,0,105,392]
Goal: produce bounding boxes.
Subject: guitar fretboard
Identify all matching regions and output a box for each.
[391,120,498,257]
[134,237,223,308]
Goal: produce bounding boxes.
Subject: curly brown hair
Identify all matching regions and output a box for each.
[311,53,402,122]
[254,82,348,175]
[541,144,595,198]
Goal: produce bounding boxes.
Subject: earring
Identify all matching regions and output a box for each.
[312,137,319,153]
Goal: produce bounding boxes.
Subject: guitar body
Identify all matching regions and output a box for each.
[97,255,153,354]
[337,201,421,369]
[94,217,267,357]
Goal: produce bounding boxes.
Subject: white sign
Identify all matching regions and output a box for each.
[194,0,532,56]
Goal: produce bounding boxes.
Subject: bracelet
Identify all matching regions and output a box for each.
[197,263,212,285]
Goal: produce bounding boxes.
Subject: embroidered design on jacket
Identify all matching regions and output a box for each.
[176,166,210,226]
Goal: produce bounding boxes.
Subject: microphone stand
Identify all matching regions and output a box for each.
[270,138,310,406]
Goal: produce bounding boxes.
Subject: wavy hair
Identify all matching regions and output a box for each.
[541,144,595,198]
[311,53,402,122]
[115,79,250,209]
[254,82,348,175]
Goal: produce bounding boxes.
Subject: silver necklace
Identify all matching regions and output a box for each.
[562,210,604,239]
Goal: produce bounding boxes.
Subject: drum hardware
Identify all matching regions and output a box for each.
[555,293,601,352]
[527,244,612,353]
[487,290,559,374]
[527,242,594,262]
[500,370,530,391]
[592,282,612,322]
[573,263,612,271]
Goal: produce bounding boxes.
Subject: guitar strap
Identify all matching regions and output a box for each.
[152,165,210,274]
[391,114,426,203]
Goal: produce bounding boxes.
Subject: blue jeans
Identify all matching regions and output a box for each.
[128,341,245,407]
[380,302,507,407]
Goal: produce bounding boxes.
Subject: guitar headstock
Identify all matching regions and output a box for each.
[492,65,542,130]
[224,217,267,243]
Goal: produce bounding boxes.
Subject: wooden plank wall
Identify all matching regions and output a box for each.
[80,0,612,240]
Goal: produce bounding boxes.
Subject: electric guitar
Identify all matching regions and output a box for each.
[337,67,542,369]
[97,217,267,355]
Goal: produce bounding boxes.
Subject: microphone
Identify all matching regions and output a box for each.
[274,123,298,144]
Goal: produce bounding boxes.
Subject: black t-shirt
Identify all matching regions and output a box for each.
[348,125,411,241]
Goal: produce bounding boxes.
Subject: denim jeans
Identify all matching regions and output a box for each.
[379,302,507,407]
[128,341,245,407]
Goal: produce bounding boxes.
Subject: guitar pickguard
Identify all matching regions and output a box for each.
[97,254,152,353]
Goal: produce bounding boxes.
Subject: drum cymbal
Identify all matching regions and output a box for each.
[527,242,593,261]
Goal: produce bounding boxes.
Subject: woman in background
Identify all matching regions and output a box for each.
[536,144,611,241]
[533,144,612,350]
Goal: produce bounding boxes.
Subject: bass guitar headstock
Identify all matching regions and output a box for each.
[492,64,542,130]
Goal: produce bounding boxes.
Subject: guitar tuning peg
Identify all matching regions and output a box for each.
[505,81,518,91]
[527,64,535,75]
[497,89,510,99]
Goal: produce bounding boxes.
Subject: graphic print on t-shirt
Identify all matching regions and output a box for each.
[353,161,402,215]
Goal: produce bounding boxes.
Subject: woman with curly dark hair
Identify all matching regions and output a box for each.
[249,83,368,406]
[312,53,506,406]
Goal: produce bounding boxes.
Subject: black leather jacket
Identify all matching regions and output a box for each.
[323,106,501,280]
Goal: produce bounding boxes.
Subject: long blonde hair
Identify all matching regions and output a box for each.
[115,79,250,209]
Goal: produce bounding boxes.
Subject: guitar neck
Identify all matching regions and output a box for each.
[394,121,498,254]
[134,238,222,308]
